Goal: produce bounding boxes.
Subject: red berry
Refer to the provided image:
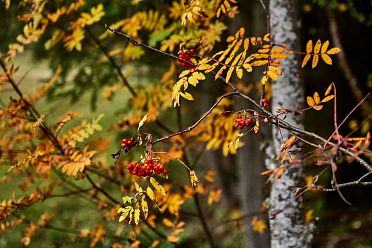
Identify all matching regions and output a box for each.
[245,118,253,126]
[163,168,168,174]
[189,48,195,55]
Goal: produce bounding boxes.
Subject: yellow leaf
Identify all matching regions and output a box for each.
[321,54,332,65]
[321,40,329,54]
[305,210,314,222]
[250,60,268,66]
[251,216,267,234]
[321,95,334,103]
[189,170,199,189]
[302,54,311,68]
[243,63,252,72]
[267,70,279,80]
[244,38,249,50]
[306,40,313,53]
[167,236,180,243]
[141,196,148,219]
[307,96,315,107]
[146,187,155,201]
[226,67,234,82]
[215,65,227,80]
[180,92,194,101]
[208,188,222,205]
[150,177,166,196]
[236,67,243,79]
[312,55,319,68]
[138,113,148,131]
[163,218,174,227]
[313,92,320,104]
[326,47,341,55]
[324,83,333,96]
[312,105,323,111]
[188,75,199,86]
[149,240,160,248]
[122,196,132,204]
[135,182,143,192]
[263,33,270,42]
[314,39,321,54]
[179,69,191,78]
[134,207,140,225]
[118,206,132,222]
[226,36,235,42]
[192,71,206,80]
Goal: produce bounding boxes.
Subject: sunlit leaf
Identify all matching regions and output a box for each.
[321,95,334,103]
[189,170,199,189]
[313,92,320,104]
[327,47,341,55]
[150,177,166,196]
[307,96,315,107]
[134,206,140,225]
[312,55,319,68]
[324,83,333,96]
[302,54,311,68]
[147,187,155,201]
[313,39,321,54]
[306,40,313,53]
[321,54,332,65]
[138,113,148,131]
[141,196,148,219]
[321,40,329,54]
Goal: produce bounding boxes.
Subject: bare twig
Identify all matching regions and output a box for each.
[152,91,238,144]
[327,9,371,117]
[86,28,137,96]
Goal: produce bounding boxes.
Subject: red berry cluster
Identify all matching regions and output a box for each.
[121,138,136,153]
[127,159,168,177]
[261,98,269,108]
[178,49,195,69]
[235,117,253,129]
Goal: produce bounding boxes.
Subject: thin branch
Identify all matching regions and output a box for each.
[326,9,371,117]
[86,28,137,96]
[152,92,238,144]
[320,171,372,191]
[104,28,372,172]
[193,193,216,248]
[105,24,195,67]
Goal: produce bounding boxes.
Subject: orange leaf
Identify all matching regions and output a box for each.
[312,55,319,68]
[302,54,311,68]
[307,96,315,107]
[321,40,329,54]
[306,40,313,53]
[314,39,321,54]
[312,105,323,111]
[324,83,333,96]
[313,92,320,104]
[327,47,341,55]
[321,54,332,65]
[321,95,334,103]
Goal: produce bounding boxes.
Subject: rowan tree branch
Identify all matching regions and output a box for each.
[104,27,372,173]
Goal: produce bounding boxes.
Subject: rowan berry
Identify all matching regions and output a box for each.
[245,118,253,126]
[262,99,269,108]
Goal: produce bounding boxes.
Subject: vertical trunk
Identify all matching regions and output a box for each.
[269,1,313,247]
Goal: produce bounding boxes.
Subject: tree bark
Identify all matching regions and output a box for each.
[268,1,314,247]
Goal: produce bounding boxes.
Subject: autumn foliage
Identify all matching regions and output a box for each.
[0,1,371,247]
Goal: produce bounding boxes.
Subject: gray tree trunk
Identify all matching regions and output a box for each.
[268,1,314,247]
